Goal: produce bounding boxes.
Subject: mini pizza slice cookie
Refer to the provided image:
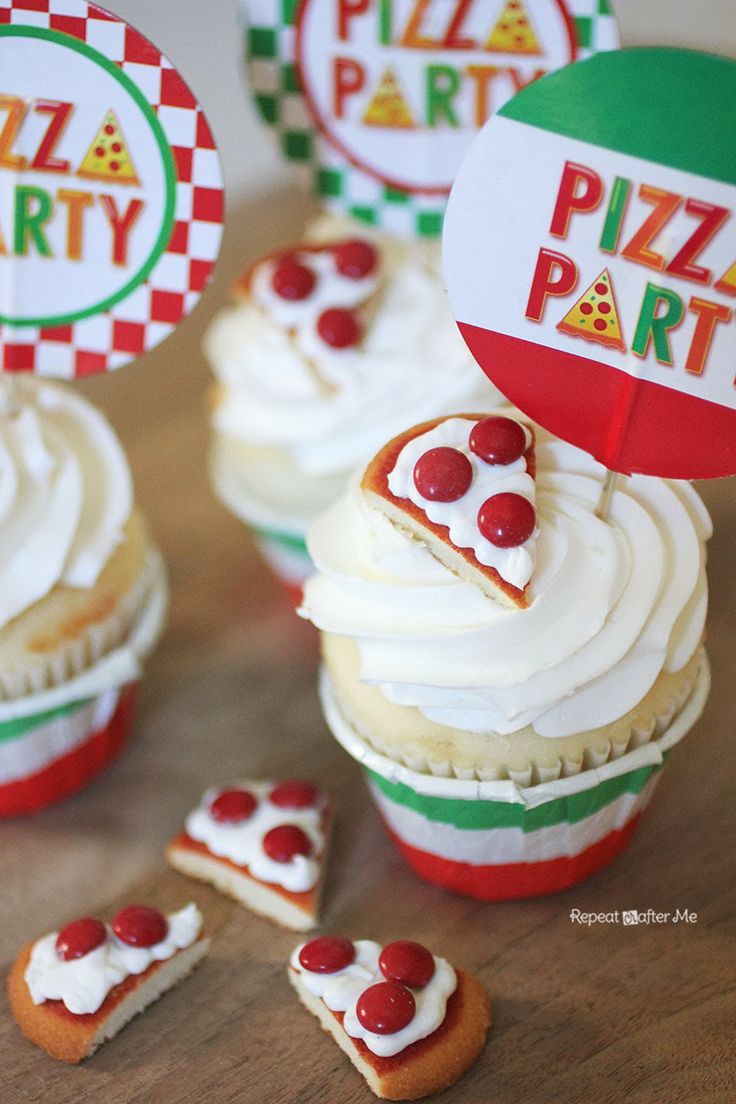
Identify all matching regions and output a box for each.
[8,904,208,1064]
[77,109,140,185]
[166,780,333,931]
[361,414,537,608]
[289,936,490,1100]
[557,268,626,351]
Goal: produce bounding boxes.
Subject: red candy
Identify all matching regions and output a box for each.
[263,824,312,863]
[210,788,257,824]
[112,906,168,948]
[316,307,362,348]
[271,258,316,301]
[478,492,536,548]
[269,780,320,809]
[357,981,416,1035]
[334,239,378,279]
[469,416,526,466]
[55,917,106,961]
[413,447,472,502]
[299,936,356,973]
[379,941,435,989]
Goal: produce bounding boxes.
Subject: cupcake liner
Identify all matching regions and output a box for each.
[0,547,164,702]
[251,525,313,605]
[320,658,710,900]
[0,556,168,817]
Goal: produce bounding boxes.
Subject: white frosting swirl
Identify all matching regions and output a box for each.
[185,781,326,893]
[387,417,536,589]
[25,904,202,1015]
[291,939,456,1058]
[301,434,710,739]
[206,240,499,481]
[0,378,132,631]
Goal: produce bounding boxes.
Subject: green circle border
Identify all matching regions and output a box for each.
[0,24,177,328]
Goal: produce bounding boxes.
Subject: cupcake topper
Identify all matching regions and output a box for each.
[242,0,618,239]
[0,1,224,377]
[444,48,736,481]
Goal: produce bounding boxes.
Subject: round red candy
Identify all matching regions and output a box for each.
[263,824,312,863]
[357,981,416,1035]
[298,936,356,973]
[271,258,316,301]
[478,493,536,548]
[334,239,378,279]
[316,307,362,349]
[469,416,526,466]
[112,906,168,948]
[269,780,320,809]
[55,917,106,962]
[210,788,257,824]
[413,447,472,502]
[379,941,435,989]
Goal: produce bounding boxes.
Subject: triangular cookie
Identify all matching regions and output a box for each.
[167,780,332,932]
[361,414,537,609]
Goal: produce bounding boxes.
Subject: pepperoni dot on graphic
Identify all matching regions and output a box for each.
[316,307,362,349]
[269,780,320,809]
[298,936,356,973]
[334,239,378,279]
[598,301,611,314]
[594,318,608,331]
[595,282,608,295]
[580,302,593,315]
[55,917,107,961]
[210,788,257,823]
[104,123,115,135]
[357,982,416,1035]
[469,415,526,466]
[94,146,105,158]
[379,941,435,988]
[109,161,120,172]
[263,824,312,863]
[271,259,316,301]
[113,906,168,948]
[478,493,536,548]
[111,142,122,153]
[413,446,472,502]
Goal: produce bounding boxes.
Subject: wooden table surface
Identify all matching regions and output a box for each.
[1,188,734,1104]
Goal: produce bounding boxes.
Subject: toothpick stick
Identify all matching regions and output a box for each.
[595,469,619,521]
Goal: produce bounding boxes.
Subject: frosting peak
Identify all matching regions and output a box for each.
[0,378,132,631]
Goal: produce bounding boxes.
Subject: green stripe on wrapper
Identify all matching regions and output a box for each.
[366,759,665,833]
[252,524,308,557]
[499,49,736,187]
[0,697,90,744]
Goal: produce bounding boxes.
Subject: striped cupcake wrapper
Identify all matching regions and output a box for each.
[0,685,137,818]
[321,658,710,899]
[251,524,313,605]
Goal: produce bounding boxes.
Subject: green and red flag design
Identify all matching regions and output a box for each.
[444,48,736,478]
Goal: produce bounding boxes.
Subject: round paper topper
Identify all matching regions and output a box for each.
[0,1,224,376]
[444,48,736,479]
[243,0,618,238]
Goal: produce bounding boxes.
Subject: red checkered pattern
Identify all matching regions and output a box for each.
[0,0,224,377]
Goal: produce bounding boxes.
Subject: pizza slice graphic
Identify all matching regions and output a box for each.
[77,109,140,185]
[714,259,736,296]
[362,67,416,129]
[557,268,626,352]
[486,0,542,56]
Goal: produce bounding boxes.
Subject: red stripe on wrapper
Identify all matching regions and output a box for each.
[458,325,736,479]
[382,815,642,900]
[0,685,137,818]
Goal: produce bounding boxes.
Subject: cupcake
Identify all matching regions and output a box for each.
[299,413,711,898]
[0,377,167,816]
[205,215,501,600]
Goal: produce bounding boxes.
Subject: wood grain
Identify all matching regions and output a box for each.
[1,189,734,1104]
